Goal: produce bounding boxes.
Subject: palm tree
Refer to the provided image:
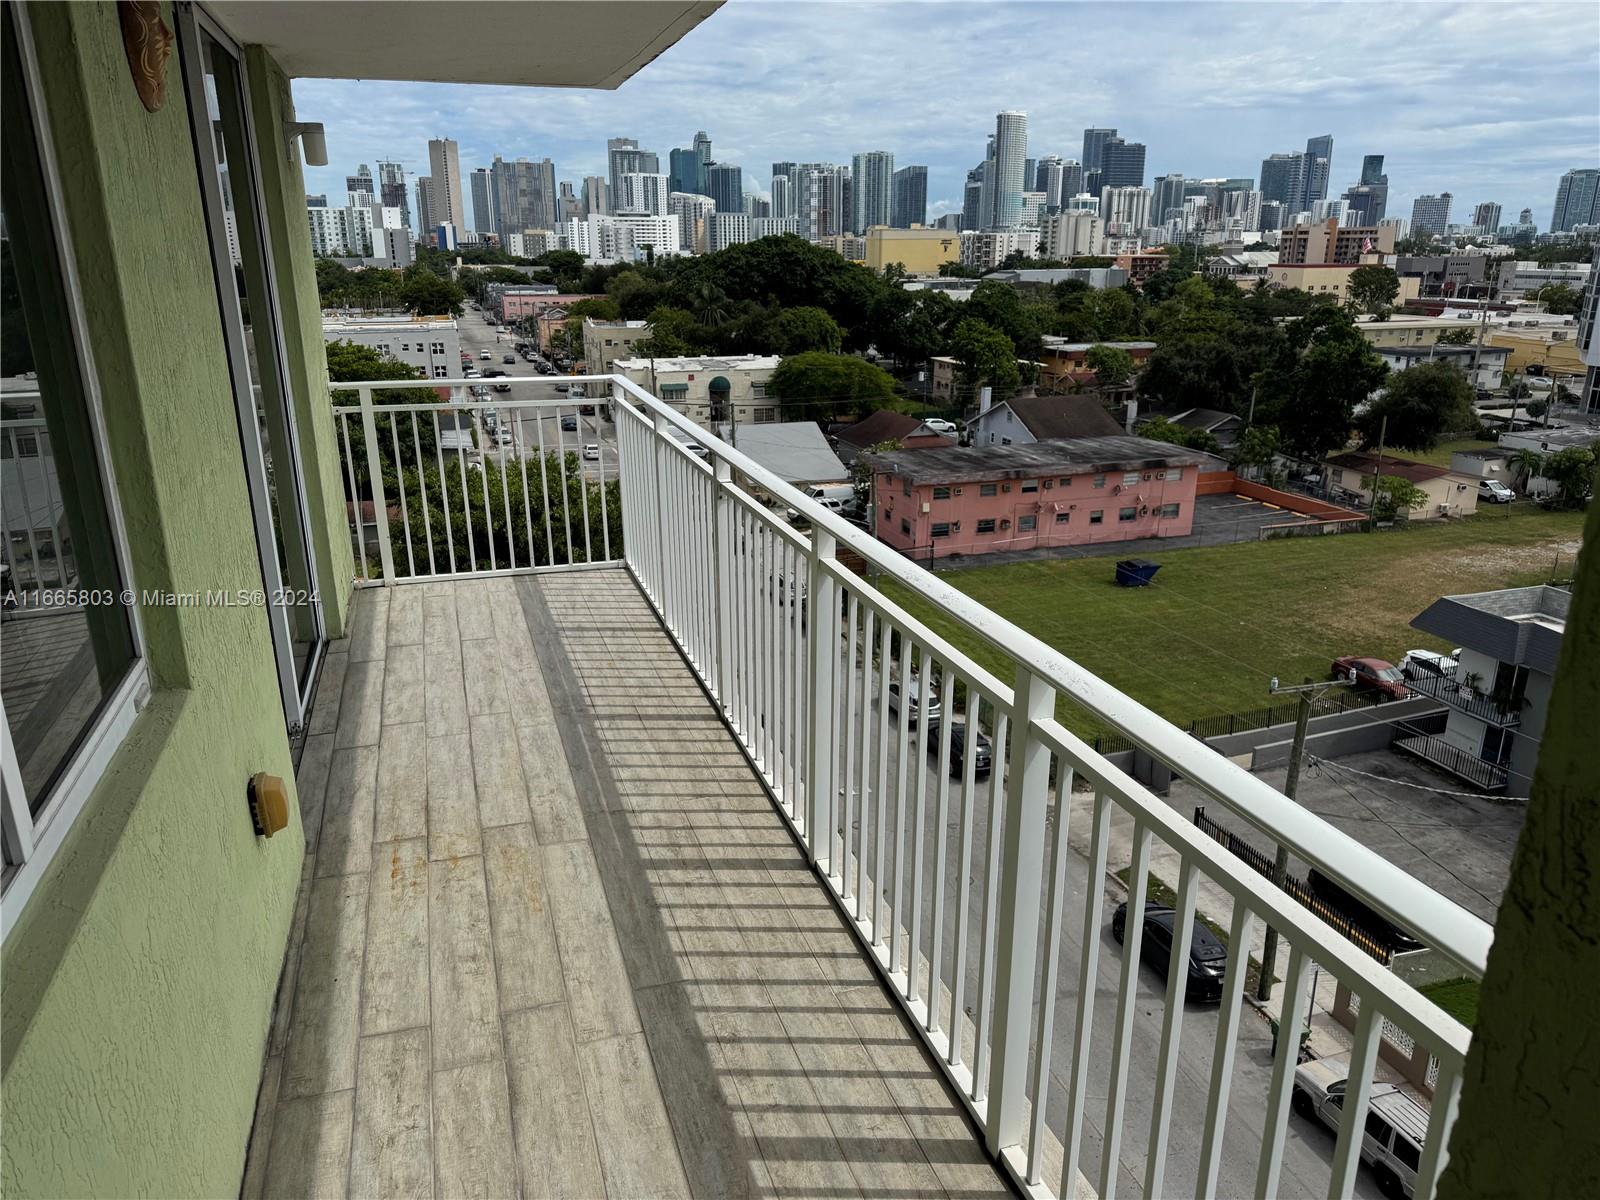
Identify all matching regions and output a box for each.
[686,281,732,328]
[1508,448,1544,490]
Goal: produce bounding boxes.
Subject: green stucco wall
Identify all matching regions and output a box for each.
[0,4,348,1195]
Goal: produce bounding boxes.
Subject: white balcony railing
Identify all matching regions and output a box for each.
[334,374,1493,1200]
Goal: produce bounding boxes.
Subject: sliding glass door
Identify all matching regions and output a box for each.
[176,4,323,733]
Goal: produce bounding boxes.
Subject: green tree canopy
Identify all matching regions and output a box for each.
[1084,344,1135,390]
[1229,424,1282,473]
[1435,327,1477,346]
[634,306,701,357]
[1345,265,1401,318]
[1371,474,1430,521]
[948,318,1021,398]
[1356,361,1477,451]
[1136,417,1221,455]
[1531,283,1581,315]
[1538,446,1596,508]
[1256,305,1388,459]
[769,306,844,355]
[766,352,901,422]
[399,267,465,316]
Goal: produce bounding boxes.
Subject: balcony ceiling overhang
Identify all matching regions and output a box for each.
[207,1,722,88]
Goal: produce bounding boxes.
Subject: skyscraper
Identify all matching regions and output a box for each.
[1302,134,1333,208]
[1033,155,1063,206]
[771,161,798,186]
[1081,127,1117,174]
[851,151,895,232]
[426,137,465,230]
[1360,154,1386,186]
[961,167,984,232]
[1259,152,1306,209]
[558,181,581,222]
[707,163,744,214]
[469,168,494,235]
[415,177,435,238]
[1411,192,1453,236]
[989,110,1028,229]
[891,165,928,228]
[669,147,703,196]
[490,156,558,238]
[1472,201,1503,235]
[607,138,659,196]
[583,176,609,217]
[1551,169,1600,232]
[376,160,411,233]
[1342,154,1389,225]
[770,175,793,220]
[617,172,669,216]
[1100,138,1147,190]
[693,130,712,176]
[1152,173,1187,224]
[1060,159,1083,202]
[345,163,374,204]
[795,164,847,240]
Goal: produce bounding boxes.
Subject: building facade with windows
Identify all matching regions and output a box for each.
[320,315,460,377]
[867,438,1202,559]
[612,354,781,425]
[582,317,652,374]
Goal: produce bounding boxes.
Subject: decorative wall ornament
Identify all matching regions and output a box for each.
[118,0,173,113]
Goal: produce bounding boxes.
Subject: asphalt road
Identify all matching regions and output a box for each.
[798,643,1386,1200]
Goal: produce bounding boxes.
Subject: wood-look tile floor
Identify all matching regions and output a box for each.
[244,571,1012,1200]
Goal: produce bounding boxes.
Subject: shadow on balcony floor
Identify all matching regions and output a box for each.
[244,570,1011,1199]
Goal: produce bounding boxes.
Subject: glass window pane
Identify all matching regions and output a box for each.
[2,11,138,809]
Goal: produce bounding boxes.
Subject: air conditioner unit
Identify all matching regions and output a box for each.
[921,502,930,513]
[1113,484,1123,495]
[1002,483,1012,493]
[1000,519,1011,530]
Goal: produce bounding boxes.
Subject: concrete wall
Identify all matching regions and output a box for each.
[1,6,344,1195]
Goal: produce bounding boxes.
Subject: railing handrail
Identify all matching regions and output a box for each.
[331,371,1495,976]
[1404,671,1523,725]
[605,373,1494,978]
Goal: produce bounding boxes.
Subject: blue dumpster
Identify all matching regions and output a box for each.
[1115,558,1162,587]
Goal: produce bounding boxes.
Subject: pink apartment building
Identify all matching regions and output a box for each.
[869,436,1204,559]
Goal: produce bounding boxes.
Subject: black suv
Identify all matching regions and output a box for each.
[1111,901,1228,1003]
[922,718,991,778]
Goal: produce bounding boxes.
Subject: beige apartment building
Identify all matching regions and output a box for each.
[864,225,963,273]
[582,317,652,374]
[1268,263,1422,303]
[1278,218,1396,264]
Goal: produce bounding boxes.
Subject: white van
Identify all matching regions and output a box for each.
[1293,1058,1429,1198]
[803,482,854,506]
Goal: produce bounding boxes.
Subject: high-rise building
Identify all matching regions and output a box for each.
[669,147,703,196]
[1100,138,1146,190]
[851,151,895,233]
[1520,207,1533,224]
[891,165,928,228]
[427,137,465,230]
[1100,185,1151,233]
[668,191,716,254]
[1082,167,1103,199]
[1039,210,1103,259]
[770,175,794,220]
[771,161,798,186]
[606,138,659,196]
[469,168,494,235]
[376,161,410,233]
[693,131,712,172]
[490,156,558,240]
[583,176,609,217]
[1081,127,1117,174]
[707,163,744,214]
[1341,154,1389,225]
[306,194,327,207]
[1152,173,1187,224]
[745,195,770,219]
[709,212,752,253]
[346,163,373,202]
[989,110,1028,229]
[1259,152,1306,210]
[1472,201,1503,235]
[557,181,580,223]
[1551,168,1600,232]
[1060,159,1083,203]
[961,167,984,232]
[1303,134,1333,208]
[616,172,669,216]
[795,164,847,240]
[1411,192,1454,236]
[415,177,435,238]
[1033,156,1064,207]
[1359,154,1386,186]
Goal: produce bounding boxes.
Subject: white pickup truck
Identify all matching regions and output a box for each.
[1292,1056,1430,1198]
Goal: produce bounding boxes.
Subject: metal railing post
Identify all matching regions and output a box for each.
[357,386,396,584]
[985,665,1056,1155]
[712,457,735,709]
[804,527,838,871]
[649,409,670,613]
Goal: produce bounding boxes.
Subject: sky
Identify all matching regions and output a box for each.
[298,0,1599,230]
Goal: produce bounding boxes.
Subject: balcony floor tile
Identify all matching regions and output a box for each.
[256,571,1009,1199]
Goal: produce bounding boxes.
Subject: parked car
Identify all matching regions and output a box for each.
[494,430,514,447]
[578,404,595,416]
[923,718,991,778]
[560,415,578,432]
[922,417,957,435]
[479,350,492,360]
[886,676,941,728]
[1305,869,1425,954]
[1478,479,1514,504]
[1292,1056,1429,1199]
[1110,901,1229,1003]
[582,443,600,461]
[1399,648,1459,681]
[1331,656,1410,702]
[503,354,515,364]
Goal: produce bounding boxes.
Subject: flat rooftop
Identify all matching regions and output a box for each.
[866,435,1206,484]
[614,355,781,371]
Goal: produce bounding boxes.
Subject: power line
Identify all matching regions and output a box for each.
[1308,754,1531,803]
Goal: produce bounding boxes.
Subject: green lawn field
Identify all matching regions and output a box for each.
[882,505,1586,738]
[1407,437,1499,468]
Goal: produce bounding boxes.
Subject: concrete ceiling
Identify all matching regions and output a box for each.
[207,1,722,88]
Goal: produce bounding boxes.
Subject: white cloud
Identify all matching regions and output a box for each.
[297,0,1598,226]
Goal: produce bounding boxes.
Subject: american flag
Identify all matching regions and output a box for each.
[1362,237,1374,253]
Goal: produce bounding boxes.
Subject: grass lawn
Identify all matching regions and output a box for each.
[882,504,1585,738]
[1407,437,1499,468]
[1419,977,1480,1027]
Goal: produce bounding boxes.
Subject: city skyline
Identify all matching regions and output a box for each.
[297,0,1596,229]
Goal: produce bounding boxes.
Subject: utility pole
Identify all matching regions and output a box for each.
[1367,415,1388,523]
[1257,673,1354,1002]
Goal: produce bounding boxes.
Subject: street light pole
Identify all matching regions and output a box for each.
[1257,672,1355,1002]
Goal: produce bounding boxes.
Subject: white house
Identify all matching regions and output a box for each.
[613,355,781,427]
[322,315,461,378]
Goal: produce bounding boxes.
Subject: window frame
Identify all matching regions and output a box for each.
[1017,514,1037,531]
[2,2,152,939]
[1119,506,1138,521]
[975,518,996,534]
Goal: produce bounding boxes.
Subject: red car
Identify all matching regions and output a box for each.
[1331,656,1410,701]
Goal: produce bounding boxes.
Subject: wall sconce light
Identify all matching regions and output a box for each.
[284,120,327,166]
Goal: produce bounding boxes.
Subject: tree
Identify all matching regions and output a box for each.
[399,268,465,316]
[948,318,1020,399]
[634,305,700,357]
[1256,306,1389,459]
[1084,344,1135,390]
[1371,475,1429,521]
[769,306,844,355]
[1345,265,1401,317]
[1136,417,1221,455]
[1509,448,1545,489]
[1531,283,1581,315]
[1538,446,1596,508]
[1356,361,1477,451]
[766,352,900,422]
[1230,424,1282,476]
[1436,327,1477,346]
